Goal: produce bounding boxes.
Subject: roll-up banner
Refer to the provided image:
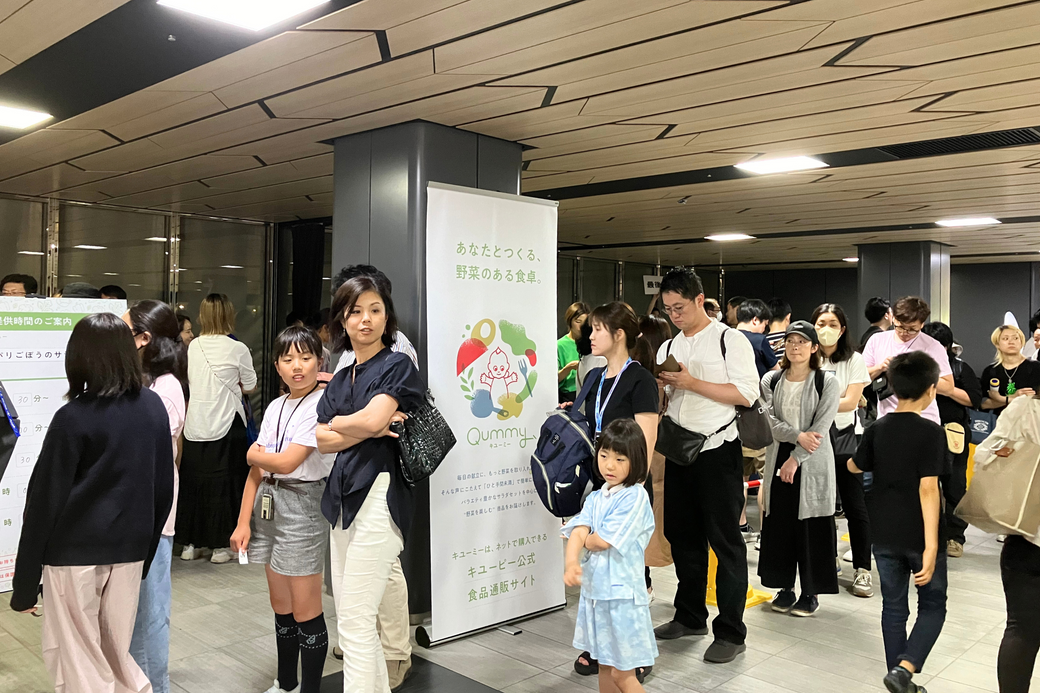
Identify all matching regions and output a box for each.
[422,182,564,645]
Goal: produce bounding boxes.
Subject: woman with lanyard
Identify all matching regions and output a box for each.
[231,326,332,693]
[811,303,874,599]
[573,302,659,682]
[981,324,1040,418]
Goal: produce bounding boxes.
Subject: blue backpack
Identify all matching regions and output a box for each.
[531,368,602,517]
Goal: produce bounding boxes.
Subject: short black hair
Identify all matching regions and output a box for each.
[727,296,747,310]
[1,273,38,294]
[575,320,593,358]
[595,418,648,486]
[285,309,306,327]
[99,284,127,300]
[60,282,102,299]
[66,312,143,399]
[305,308,331,331]
[332,264,392,297]
[273,325,323,361]
[329,276,399,352]
[1030,309,1040,335]
[864,297,891,323]
[767,298,791,323]
[888,351,939,401]
[921,321,954,350]
[737,299,771,324]
[659,268,704,301]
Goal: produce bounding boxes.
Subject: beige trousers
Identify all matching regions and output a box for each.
[42,562,152,693]
[378,559,411,661]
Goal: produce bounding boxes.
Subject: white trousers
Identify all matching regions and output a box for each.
[42,562,152,693]
[330,473,404,693]
[378,558,411,661]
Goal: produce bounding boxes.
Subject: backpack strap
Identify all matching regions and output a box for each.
[573,365,602,411]
[814,369,825,399]
[769,370,782,393]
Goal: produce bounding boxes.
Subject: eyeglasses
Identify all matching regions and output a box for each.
[663,302,693,316]
[893,323,921,336]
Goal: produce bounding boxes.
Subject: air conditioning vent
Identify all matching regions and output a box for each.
[879,127,1040,159]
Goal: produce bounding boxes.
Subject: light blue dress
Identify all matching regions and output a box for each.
[562,483,658,671]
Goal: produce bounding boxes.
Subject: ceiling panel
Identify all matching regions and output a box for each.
[299,0,466,32]
[0,0,132,64]
[106,93,228,142]
[0,163,113,195]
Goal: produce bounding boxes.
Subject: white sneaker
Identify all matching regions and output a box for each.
[998,534,1008,543]
[755,535,761,551]
[210,548,232,564]
[180,544,197,561]
[842,549,853,563]
[852,568,874,598]
[263,680,299,693]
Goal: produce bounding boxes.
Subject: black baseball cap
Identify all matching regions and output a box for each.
[785,320,819,345]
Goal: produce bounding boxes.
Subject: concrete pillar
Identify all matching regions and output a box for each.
[856,241,950,334]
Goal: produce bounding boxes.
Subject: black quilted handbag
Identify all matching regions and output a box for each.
[390,390,457,486]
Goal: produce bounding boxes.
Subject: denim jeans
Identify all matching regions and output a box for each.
[874,544,948,672]
[130,535,173,693]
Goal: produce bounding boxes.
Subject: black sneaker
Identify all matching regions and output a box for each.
[884,666,923,693]
[770,589,797,613]
[790,594,819,617]
[653,620,708,640]
[704,640,746,664]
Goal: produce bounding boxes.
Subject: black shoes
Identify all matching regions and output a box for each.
[790,594,819,617]
[884,666,926,693]
[770,589,797,613]
[653,620,709,640]
[703,640,747,664]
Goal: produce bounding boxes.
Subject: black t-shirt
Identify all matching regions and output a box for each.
[740,330,779,378]
[980,360,1040,417]
[854,413,946,553]
[582,363,659,435]
[859,325,883,353]
[936,357,983,426]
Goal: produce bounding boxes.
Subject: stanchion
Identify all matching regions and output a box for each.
[705,480,772,609]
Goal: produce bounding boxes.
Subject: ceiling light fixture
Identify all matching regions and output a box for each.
[705,233,755,242]
[73,244,107,250]
[735,156,828,175]
[221,265,244,269]
[103,272,119,276]
[843,257,859,263]
[144,236,171,242]
[936,217,1000,227]
[17,250,44,256]
[0,105,51,129]
[157,0,331,31]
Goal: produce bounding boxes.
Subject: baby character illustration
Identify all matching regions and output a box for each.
[480,347,519,402]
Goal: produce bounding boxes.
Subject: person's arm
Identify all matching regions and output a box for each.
[916,476,941,586]
[959,363,984,410]
[935,374,955,398]
[11,409,82,612]
[563,525,589,587]
[761,372,801,445]
[635,412,657,463]
[838,382,866,413]
[848,425,874,475]
[659,331,756,407]
[236,342,258,394]
[791,376,840,465]
[585,533,611,551]
[247,442,314,475]
[230,466,262,553]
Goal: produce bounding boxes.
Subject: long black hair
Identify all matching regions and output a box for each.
[811,303,854,364]
[127,300,188,396]
[66,313,143,399]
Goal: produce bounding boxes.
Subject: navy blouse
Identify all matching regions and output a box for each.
[316,348,426,538]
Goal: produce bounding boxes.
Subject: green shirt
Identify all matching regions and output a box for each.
[557,334,580,394]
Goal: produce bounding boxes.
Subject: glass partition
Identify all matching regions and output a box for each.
[0,198,45,291]
[580,258,618,310]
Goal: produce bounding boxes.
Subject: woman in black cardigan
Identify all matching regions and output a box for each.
[11,312,174,693]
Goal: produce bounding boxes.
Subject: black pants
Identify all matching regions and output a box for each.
[942,446,969,545]
[664,439,747,645]
[834,446,872,570]
[999,536,1040,693]
[759,445,839,596]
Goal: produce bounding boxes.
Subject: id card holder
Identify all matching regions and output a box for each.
[260,492,274,520]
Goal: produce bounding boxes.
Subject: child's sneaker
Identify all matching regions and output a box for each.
[884,666,924,693]
[770,589,797,613]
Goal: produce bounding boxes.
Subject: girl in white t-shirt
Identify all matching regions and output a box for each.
[231,327,333,693]
[812,303,873,599]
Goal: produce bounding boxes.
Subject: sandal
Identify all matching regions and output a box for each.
[574,652,599,676]
[637,666,653,683]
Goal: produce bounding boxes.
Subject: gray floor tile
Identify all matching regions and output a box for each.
[744,655,886,693]
[169,650,274,693]
[0,646,54,693]
[501,671,582,693]
[415,639,544,689]
[468,627,577,670]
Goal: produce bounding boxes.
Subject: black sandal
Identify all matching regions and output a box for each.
[574,652,599,675]
[636,665,653,683]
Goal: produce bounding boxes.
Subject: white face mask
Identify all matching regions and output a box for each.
[816,326,841,347]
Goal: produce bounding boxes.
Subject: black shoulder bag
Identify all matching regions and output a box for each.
[390,389,457,487]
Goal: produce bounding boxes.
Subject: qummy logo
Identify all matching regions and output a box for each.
[457,318,538,421]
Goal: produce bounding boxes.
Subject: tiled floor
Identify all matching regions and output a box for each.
[0,514,1034,693]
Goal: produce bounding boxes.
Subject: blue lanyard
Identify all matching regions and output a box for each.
[0,388,18,437]
[595,358,633,436]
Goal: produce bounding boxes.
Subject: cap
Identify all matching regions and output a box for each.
[785,320,819,345]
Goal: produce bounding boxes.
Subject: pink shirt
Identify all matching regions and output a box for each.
[151,374,186,537]
[862,330,952,425]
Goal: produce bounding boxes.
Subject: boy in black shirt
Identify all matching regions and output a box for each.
[850,351,946,693]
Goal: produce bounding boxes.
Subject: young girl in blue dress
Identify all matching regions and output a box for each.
[563,418,658,693]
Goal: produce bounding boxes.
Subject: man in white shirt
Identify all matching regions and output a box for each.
[327,264,416,690]
[653,269,760,665]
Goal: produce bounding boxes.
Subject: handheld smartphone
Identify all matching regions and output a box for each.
[655,355,682,375]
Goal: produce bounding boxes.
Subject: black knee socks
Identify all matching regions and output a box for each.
[274,612,300,691]
[297,613,329,693]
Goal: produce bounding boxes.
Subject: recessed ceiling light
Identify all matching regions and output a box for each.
[843,257,859,263]
[103,272,119,276]
[735,156,828,175]
[128,284,141,287]
[157,0,331,31]
[74,244,107,250]
[0,105,51,129]
[221,265,244,269]
[17,250,44,256]
[144,237,167,242]
[705,233,755,242]
[936,217,1000,227]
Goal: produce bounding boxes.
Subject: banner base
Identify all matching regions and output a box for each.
[415,602,567,649]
